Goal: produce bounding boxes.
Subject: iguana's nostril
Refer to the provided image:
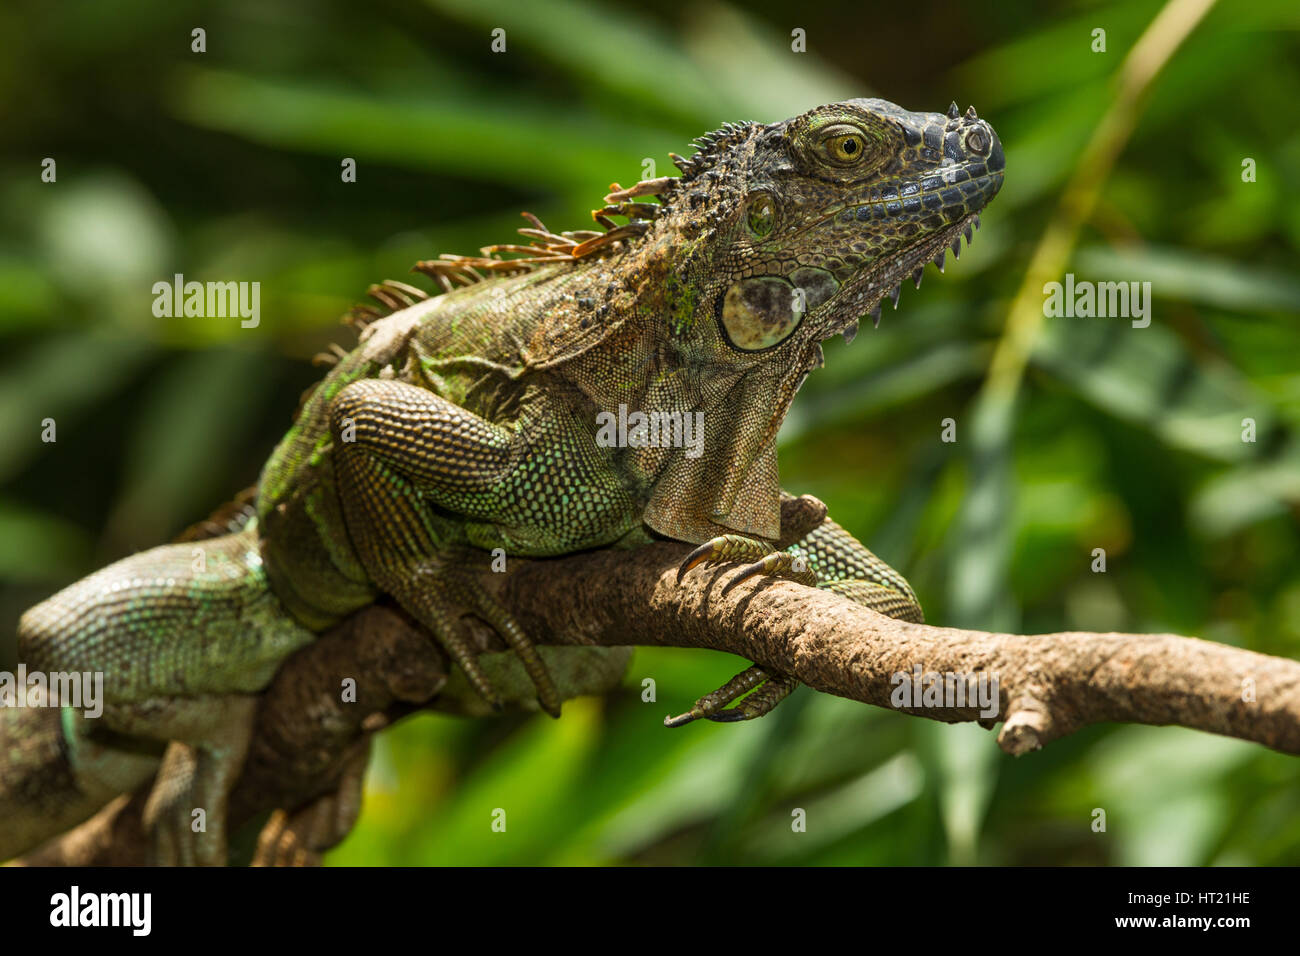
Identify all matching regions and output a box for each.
[985,126,1005,173]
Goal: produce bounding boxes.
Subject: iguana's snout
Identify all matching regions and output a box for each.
[815,98,1005,334]
[857,98,1005,247]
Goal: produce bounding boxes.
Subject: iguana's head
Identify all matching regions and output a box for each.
[665,97,1003,352]
[610,97,1003,542]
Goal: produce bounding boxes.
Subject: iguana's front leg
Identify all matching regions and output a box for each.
[329,378,565,716]
[668,495,922,725]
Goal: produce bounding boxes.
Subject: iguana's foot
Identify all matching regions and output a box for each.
[670,536,815,727]
[664,665,797,727]
[677,534,818,590]
[465,580,563,719]
[402,564,562,719]
[252,740,370,867]
[130,696,258,866]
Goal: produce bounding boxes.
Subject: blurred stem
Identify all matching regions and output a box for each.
[948,0,1219,631]
[985,0,1218,397]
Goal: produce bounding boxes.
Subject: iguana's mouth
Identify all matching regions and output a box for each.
[811,208,988,344]
[842,168,1004,225]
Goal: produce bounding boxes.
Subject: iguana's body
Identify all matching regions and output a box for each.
[11,98,1002,863]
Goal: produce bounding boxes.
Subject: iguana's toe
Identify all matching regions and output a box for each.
[143,738,240,866]
[253,740,370,867]
[665,664,796,727]
[676,534,774,583]
[722,550,818,593]
[142,742,200,865]
[671,537,810,728]
[418,569,561,718]
[467,587,562,718]
[677,534,817,592]
[428,612,504,712]
[704,673,797,721]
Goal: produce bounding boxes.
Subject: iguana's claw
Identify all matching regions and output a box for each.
[665,665,767,727]
[677,534,818,591]
[722,550,818,593]
[672,537,811,727]
[466,585,562,718]
[665,665,796,727]
[676,534,779,584]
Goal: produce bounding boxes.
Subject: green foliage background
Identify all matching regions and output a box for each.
[1,0,1298,864]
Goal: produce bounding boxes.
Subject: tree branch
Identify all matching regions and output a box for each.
[14,541,1300,865]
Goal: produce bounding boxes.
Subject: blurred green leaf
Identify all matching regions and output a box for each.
[0,501,92,583]
[1075,244,1300,315]
[1034,319,1275,462]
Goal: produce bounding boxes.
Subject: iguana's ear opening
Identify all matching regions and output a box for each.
[719,276,803,352]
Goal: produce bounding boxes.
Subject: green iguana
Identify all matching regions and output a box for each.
[7,98,1003,864]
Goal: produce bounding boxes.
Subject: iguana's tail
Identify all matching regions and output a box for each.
[0,706,159,862]
[0,489,260,863]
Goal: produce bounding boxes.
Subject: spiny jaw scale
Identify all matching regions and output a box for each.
[829,211,982,342]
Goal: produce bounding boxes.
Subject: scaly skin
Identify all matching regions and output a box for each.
[0,495,634,861]
[11,98,1003,864]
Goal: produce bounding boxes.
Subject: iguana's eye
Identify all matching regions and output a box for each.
[720,276,802,351]
[820,126,869,166]
[746,193,776,238]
